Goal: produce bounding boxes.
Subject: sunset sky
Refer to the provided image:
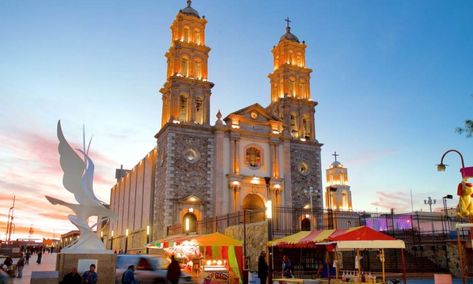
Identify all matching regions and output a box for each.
[1,0,472,241]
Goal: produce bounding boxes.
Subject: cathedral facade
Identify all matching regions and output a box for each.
[108,2,324,251]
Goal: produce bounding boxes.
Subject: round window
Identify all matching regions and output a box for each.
[250,111,258,119]
[298,162,309,175]
[183,148,200,163]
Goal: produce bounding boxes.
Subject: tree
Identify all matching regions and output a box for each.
[456,94,473,137]
[456,120,473,137]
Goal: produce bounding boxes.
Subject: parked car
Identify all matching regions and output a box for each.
[115,254,194,284]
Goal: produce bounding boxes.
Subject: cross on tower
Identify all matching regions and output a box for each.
[285,17,291,28]
[187,0,192,7]
[332,151,339,162]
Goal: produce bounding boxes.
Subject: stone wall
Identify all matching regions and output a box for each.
[290,142,323,226]
[225,221,268,272]
[154,125,215,238]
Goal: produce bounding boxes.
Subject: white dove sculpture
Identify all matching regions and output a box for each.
[46,121,117,253]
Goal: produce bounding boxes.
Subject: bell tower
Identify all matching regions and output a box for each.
[325,152,353,210]
[160,0,214,127]
[267,18,316,141]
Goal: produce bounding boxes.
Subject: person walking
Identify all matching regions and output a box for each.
[60,267,82,284]
[82,264,98,284]
[121,265,137,284]
[258,251,269,284]
[167,255,181,284]
[25,251,31,264]
[16,254,25,278]
[36,250,43,264]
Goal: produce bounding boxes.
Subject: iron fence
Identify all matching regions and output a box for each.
[167,207,470,242]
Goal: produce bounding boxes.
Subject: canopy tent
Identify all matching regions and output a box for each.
[329,226,405,250]
[267,226,407,284]
[147,232,243,284]
[268,229,337,248]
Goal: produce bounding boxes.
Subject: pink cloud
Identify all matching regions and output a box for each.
[370,191,411,212]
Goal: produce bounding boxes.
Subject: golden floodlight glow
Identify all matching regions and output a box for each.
[274,184,281,190]
[303,204,310,209]
[305,214,310,219]
[172,120,181,124]
[189,207,194,213]
[251,176,259,184]
[146,225,150,236]
[231,181,240,186]
[125,229,129,237]
[100,231,103,238]
[265,200,272,219]
[111,230,114,237]
[188,196,197,202]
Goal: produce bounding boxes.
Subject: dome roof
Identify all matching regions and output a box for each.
[330,160,343,168]
[280,27,300,43]
[180,0,200,18]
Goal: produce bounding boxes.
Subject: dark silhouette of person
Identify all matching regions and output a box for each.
[258,251,269,284]
[167,255,181,284]
[60,267,82,284]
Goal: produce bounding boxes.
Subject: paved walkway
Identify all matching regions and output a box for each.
[4,252,56,284]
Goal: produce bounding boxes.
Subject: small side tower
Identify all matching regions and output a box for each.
[325,152,352,210]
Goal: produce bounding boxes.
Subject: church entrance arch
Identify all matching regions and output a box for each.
[242,194,265,223]
[183,212,197,233]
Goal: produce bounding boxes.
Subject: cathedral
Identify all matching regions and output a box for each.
[107,1,328,251]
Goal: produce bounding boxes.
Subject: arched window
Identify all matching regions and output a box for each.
[195,97,203,124]
[194,59,202,79]
[179,94,188,121]
[290,113,298,138]
[194,29,201,44]
[302,115,310,139]
[181,56,189,77]
[342,191,349,210]
[288,50,294,64]
[245,146,262,168]
[301,218,311,231]
[300,80,306,98]
[289,77,296,97]
[183,26,190,42]
[296,52,303,67]
[183,212,197,233]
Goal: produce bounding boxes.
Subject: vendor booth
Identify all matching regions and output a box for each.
[147,232,243,284]
[268,226,406,284]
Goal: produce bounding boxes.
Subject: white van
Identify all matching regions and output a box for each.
[115,255,194,284]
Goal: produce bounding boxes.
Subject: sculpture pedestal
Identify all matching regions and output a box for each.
[56,252,116,284]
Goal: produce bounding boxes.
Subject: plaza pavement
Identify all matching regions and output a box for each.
[9,252,56,284]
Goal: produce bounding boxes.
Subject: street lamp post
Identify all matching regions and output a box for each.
[443,195,453,232]
[146,225,150,254]
[304,186,316,230]
[328,187,338,229]
[424,197,436,235]
[110,230,114,251]
[125,229,129,254]
[437,149,470,284]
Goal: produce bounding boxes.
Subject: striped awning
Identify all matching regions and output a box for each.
[268,229,338,248]
[268,226,404,249]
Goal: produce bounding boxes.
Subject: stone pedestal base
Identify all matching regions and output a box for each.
[56,252,116,284]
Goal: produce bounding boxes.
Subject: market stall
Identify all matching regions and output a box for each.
[147,232,243,284]
[327,226,406,284]
[268,226,406,284]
